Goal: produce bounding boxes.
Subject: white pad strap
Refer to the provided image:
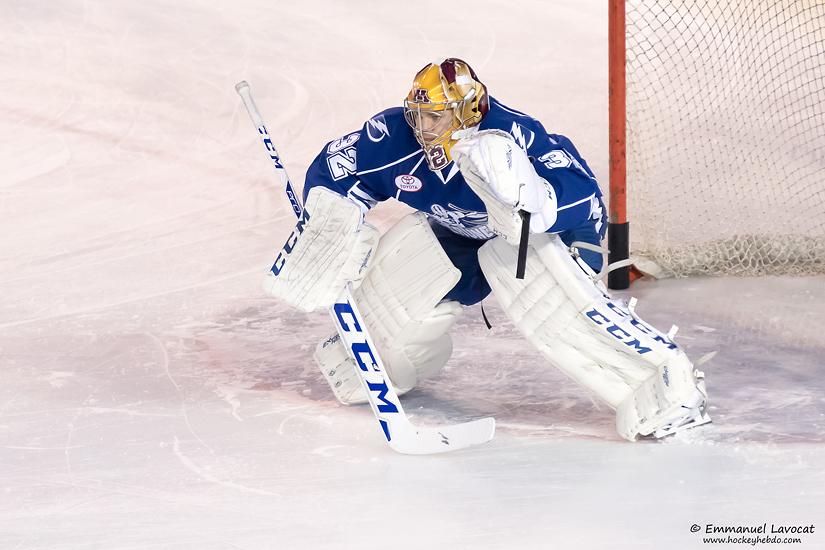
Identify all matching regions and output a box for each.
[452,130,557,243]
[478,234,708,440]
[316,213,463,403]
[263,187,379,312]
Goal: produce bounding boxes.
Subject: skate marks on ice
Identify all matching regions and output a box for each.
[613,277,825,445]
[164,274,825,447]
[398,274,824,446]
[353,275,825,446]
[180,299,618,442]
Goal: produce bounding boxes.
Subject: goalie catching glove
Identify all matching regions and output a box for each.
[263,187,379,312]
[452,130,558,243]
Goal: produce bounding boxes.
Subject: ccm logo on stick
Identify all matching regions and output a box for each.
[270,209,310,276]
[333,301,400,415]
[257,125,284,169]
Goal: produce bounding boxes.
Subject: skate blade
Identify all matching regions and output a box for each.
[650,411,712,439]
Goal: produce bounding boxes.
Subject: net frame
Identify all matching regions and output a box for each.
[608,0,825,286]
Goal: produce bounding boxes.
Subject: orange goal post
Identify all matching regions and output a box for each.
[607,0,825,289]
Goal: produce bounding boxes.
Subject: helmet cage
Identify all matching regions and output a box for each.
[403,58,488,170]
[403,89,477,151]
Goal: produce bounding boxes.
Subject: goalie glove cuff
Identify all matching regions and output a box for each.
[525,178,558,233]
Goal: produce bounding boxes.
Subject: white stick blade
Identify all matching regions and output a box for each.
[389,417,495,455]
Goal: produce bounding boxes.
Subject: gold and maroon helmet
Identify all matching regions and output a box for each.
[403,58,489,170]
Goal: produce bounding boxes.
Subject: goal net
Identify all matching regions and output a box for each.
[622,0,825,276]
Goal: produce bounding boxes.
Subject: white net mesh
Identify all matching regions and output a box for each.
[625,0,825,276]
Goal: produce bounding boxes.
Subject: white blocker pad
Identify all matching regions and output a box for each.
[315,212,463,404]
[263,186,379,312]
[478,234,708,440]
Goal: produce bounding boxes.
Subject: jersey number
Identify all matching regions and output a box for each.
[537,150,572,170]
[327,133,360,180]
[427,144,449,170]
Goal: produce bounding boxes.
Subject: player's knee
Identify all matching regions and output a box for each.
[315,299,461,403]
[561,225,604,272]
[315,213,465,403]
[383,299,463,391]
[579,247,603,272]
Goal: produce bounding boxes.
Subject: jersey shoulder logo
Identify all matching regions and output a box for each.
[366,115,391,143]
[510,122,535,151]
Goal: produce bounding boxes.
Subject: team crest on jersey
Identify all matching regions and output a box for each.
[429,203,496,239]
[395,174,423,192]
[366,115,391,143]
[413,88,431,103]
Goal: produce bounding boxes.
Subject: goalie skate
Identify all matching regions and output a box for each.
[648,373,712,439]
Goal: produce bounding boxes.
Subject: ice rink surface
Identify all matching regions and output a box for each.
[1,1,823,548]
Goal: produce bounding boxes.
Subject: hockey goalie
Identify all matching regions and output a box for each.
[263,58,711,441]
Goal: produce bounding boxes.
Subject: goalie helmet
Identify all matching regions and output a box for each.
[404,58,489,170]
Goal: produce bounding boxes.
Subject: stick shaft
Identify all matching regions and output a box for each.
[235,81,303,218]
[234,81,409,447]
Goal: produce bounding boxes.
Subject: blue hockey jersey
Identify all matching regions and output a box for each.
[303,96,606,242]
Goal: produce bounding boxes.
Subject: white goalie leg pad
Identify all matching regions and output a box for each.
[263,187,379,312]
[478,234,710,441]
[315,213,463,404]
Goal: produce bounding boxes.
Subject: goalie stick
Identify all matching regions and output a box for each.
[235,81,495,454]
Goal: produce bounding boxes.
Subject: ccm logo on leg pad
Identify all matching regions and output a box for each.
[585,302,678,355]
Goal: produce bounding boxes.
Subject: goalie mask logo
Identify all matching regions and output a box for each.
[413,88,431,103]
